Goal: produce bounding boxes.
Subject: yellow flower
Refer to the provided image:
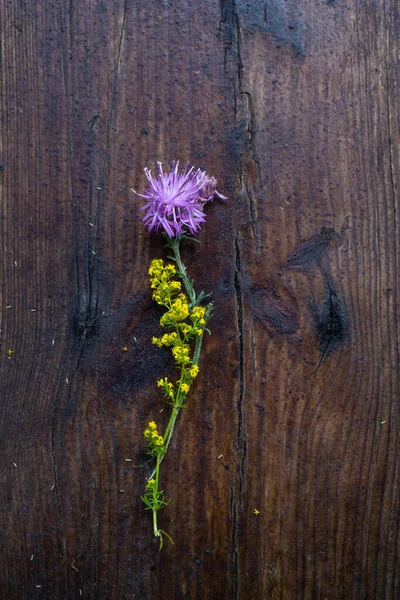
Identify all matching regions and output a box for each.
[148,421,157,430]
[181,383,190,394]
[158,378,174,397]
[172,344,190,364]
[146,478,156,488]
[164,264,176,276]
[163,297,190,323]
[192,306,206,319]
[253,508,260,516]
[160,332,177,346]
[148,259,164,275]
[189,365,199,378]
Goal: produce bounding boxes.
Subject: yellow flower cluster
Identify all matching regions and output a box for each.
[157,377,174,399]
[188,365,199,378]
[160,295,190,326]
[149,260,206,360]
[179,323,192,336]
[152,332,178,348]
[191,305,206,325]
[148,259,181,305]
[144,421,164,452]
[171,343,190,364]
[147,258,203,436]
[148,259,164,279]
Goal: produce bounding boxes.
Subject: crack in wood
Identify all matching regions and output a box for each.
[234,233,244,450]
[231,232,248,598]
[230,484,239,600]
[229,0,262,252]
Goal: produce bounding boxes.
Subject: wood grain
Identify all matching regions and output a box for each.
[0,1,399,598]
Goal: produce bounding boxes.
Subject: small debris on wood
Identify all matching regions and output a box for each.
[71,561,79,572]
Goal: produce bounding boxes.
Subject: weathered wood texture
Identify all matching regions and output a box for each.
[0,1,399,598]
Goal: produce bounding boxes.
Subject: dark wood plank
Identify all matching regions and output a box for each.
[0,1,399,599]
[227,2,400,599]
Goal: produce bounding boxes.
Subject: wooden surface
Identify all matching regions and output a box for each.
[1,1,399,598]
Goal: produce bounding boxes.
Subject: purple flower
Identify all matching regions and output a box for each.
[134,161,226,237]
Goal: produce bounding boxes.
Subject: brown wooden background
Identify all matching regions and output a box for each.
[1,1,399,598]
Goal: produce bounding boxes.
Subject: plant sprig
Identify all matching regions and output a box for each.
[142,237,212,547]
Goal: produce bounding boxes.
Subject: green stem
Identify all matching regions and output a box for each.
[153,506,159,538]
[162,393,184,453]
[152,454,161,538]
[168,237,196,306]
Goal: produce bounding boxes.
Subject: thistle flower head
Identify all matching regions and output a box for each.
[135,161,226,237]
